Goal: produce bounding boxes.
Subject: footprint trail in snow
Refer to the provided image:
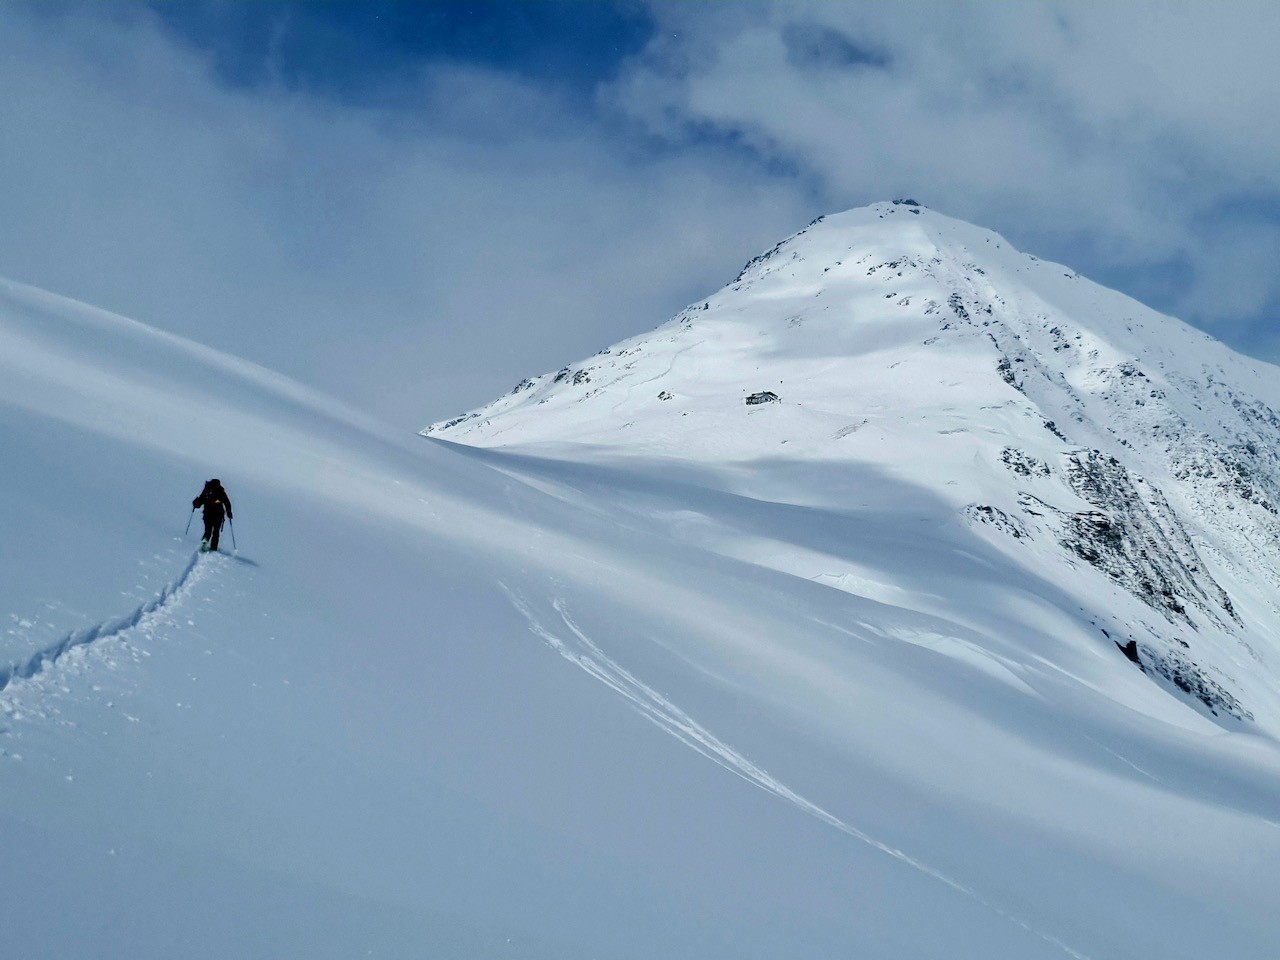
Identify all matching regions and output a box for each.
[0,551,219,724]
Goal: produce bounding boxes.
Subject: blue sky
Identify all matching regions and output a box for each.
[146,2,654,97]
[0,2,1277,426]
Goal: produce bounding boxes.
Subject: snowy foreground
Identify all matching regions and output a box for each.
[5,205,1280,958]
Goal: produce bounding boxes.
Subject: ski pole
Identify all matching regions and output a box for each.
[185,507,195,536]
[228,516,237,551]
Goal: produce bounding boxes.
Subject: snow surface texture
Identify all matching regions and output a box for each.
[430,202,1280,731]
[1,202,1278,958]
[427,203,1280,956]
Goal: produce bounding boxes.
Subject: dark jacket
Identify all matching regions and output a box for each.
[193,480,233,520]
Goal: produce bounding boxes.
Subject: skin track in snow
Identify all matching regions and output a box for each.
[505,587,1093,960]
[0,551,204,696]
[3,209,1280,958]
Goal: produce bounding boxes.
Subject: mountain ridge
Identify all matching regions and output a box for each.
[426,201,1280,732]
[426,201,1280,450]
[4,227,1280,955]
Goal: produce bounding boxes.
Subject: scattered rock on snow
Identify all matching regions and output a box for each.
[1060,451,1238,626]
[964,504,1028,540]
[1119,638,1252,721]
[1001,447,1051,477]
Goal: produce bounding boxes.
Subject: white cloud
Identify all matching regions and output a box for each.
[616,1,1280,352]
[0,6,812,426]
[1179,222,1280,322]
[0,1,1276,432]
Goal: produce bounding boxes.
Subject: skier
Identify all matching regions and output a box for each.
[192,478,233,552]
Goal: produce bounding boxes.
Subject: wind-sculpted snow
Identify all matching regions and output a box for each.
[6,214,1280,957]
[428,201,1280,730]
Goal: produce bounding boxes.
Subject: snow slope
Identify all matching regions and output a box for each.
[424,202,1280,954]
[430,201,1280,733]
[3,198,1280,959]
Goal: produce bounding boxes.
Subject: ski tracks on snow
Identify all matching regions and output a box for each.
[0,551,211,715]
[501,585,1092,960]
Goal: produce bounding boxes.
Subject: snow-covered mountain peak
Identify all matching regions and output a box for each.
[426,203,1280,734]
[424,201,1274,469]
[6,213,1280,956]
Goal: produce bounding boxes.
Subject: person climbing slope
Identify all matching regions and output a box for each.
[192,478,233,552]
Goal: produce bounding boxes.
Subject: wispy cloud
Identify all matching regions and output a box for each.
[0,2,1276,429]
[0,5,809,425]
[615,1,1280,357]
